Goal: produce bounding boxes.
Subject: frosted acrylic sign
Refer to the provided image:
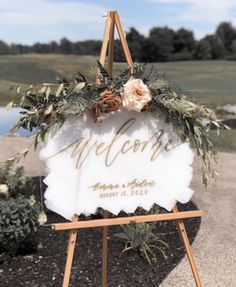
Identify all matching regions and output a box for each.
[40,110,194,220]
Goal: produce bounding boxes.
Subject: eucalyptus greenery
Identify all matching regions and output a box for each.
[7,62,227,184]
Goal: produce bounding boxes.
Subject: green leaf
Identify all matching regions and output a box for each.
[16,86,21,94]
[20,95,26,105]
[5,101,14,110]
[19,148,29,157]
[46,87,51,100]
[44,105,53,115]
[39,86,46,94]
[6,157,16,163]
[56,83,64,97]
[73,82,86,93]
[97,60,109,79]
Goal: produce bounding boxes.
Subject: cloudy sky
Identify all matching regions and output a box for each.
[0,0,236,44]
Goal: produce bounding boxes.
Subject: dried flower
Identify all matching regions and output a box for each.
[195,104,206,115]
[38,211,47,226]
[92,90,122,122]
[122,79,151,112]
[195,104,217,121]
[0,184,9,197]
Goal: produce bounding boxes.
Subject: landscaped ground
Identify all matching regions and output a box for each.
[1,137,235,286]
[0,187,200,287]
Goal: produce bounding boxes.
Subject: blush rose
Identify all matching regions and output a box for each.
[121,79,152,112]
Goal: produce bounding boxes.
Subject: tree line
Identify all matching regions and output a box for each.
[0,22,236,62]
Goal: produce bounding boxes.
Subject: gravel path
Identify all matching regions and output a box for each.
[0,136,45,177]
[1,136,235,286]
[162,152,236,287]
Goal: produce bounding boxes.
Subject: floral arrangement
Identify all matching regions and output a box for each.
[7,62,227,184]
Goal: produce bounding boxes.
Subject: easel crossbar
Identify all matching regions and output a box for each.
[52,210,202,231]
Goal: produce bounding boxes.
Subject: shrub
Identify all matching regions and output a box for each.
[115,222,168,264]
[0,163,46,256]
[0,162,33,198]
[0,195,42,256]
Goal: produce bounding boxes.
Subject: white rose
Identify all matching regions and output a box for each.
[0,184,9,197]
[121,78,152,112]
[38,211,47,226]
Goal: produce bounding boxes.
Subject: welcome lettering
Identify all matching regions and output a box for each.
[46,118,180,169]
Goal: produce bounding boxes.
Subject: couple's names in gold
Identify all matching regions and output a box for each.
[89,178,156,192]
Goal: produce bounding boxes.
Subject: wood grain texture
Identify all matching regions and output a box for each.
[62,215,79,287]
[173,206,202,287]
[52,210,203,231]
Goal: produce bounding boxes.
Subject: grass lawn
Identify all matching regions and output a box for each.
[157,60,236,107]
[0,54,235,151]
[210,129,236,153]
[0,55,235,106]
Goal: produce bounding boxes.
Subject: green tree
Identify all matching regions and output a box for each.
[9,44,20,55]
[0,40,9,54]
[194,39,212,60]
[114,39,125,62]
[126,27,145,61]
[74,40,102,55]
[60,37,74,54]
[145,27,175,62]
[172,28,195,60]
[203,35,226,59]
[49,41,59,53]
[216,22,236,52]
[173,28,195,52]
[229,40,236,59]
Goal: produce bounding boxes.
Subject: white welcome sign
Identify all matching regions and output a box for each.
[40,109,194,220]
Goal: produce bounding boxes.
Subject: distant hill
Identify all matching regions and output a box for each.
[0,54,102,105]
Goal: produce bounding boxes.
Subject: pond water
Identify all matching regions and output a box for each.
[0,107,33,137]
[1,105,236,137]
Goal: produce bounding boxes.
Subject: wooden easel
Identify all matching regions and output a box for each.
[52,11,203,287]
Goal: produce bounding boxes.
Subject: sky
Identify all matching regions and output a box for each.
[0,0,236,44]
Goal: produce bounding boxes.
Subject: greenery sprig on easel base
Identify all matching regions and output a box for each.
[7,62,228,185]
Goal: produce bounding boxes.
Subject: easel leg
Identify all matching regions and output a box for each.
[108,11,115,77]
[99,13,112,66]
[114,12,133,70]
[102,210,109,287]
[173,206,202,287]
[62,215,79,287]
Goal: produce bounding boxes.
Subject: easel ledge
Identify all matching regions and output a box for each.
[52,209,203,231]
